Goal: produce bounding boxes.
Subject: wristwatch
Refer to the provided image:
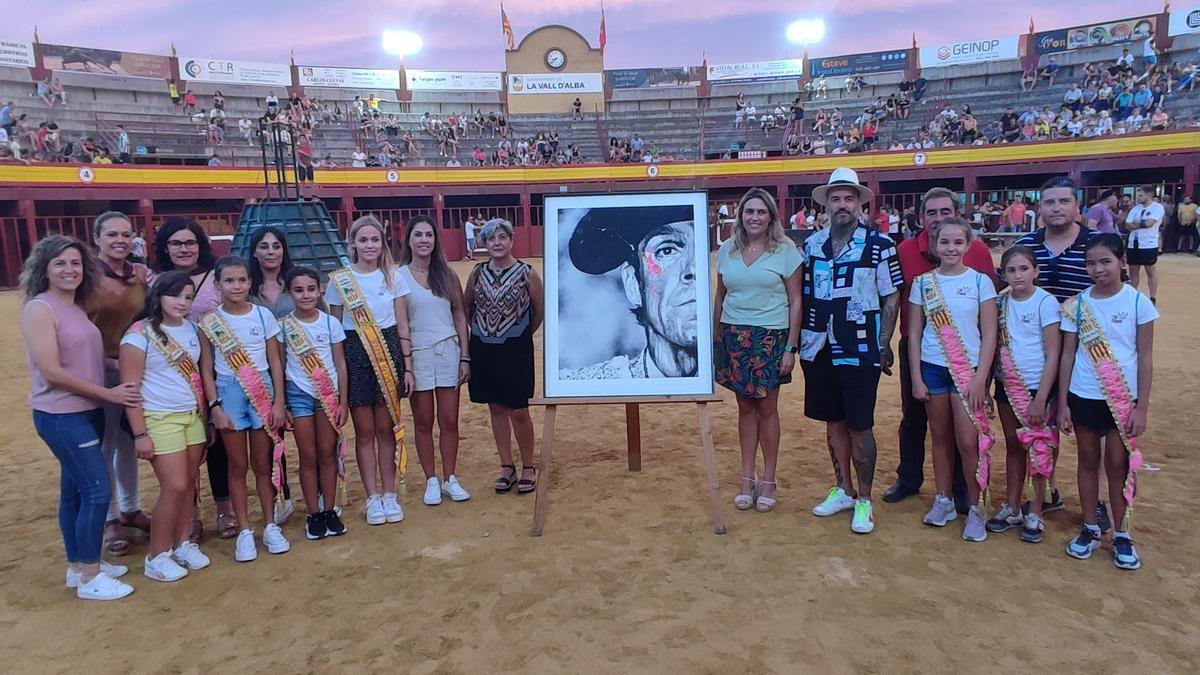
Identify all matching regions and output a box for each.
[208,398,223,410]
[132,432,148,441]
[783,344,798,353]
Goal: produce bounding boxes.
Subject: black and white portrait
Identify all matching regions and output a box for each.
[544,191,714,398]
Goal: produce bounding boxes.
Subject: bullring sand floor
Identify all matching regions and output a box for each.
[0,254,1197,673]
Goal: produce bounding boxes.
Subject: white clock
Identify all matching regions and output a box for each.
[545,48,566,70]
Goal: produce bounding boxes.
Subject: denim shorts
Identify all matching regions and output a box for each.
[286,379,320,418]
[920,361,958,396]
[216,372,271,431]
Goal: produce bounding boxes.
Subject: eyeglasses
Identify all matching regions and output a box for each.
[167,239,200,249]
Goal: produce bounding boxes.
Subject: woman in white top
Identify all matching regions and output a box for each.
[399,216,472,506]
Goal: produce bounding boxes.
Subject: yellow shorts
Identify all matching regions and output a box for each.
[145,410,207,455]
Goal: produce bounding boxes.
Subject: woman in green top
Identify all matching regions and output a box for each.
[713,188,804,513]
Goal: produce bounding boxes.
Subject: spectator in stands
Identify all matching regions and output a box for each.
[368,94,380,118]
[1064,83,1084,112]
[115,125,130,164]
[297,134,314,183]
[1000,107,1020,142]
[497,115,509,139]
[571,97,583,120]
[1039,57,1060,87]
[1113,49,1135,76]
[0,126,21,162]
[212,91,225,111]
[0,101,13,137]
[207,155,221,167]
[1114,89,1134,120]
[351,148,367,168]
[238,117,254,146]
[1020,62,1037,91]
[812,75,827,100]
[168,79,181,104]
[207,120,224,145]
[183,89,197,115]
[265,90,279,114]
[1150,107,1170,131]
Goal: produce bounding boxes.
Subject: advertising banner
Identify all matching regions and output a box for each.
[405,70,503,91]
[1035,16,1156,53]
[809,50,908,77]
[1169,6,1200,35]
[41,43,171,78]
[0,40,35,68]
[919,35,1019,68]
[180,56,291,86]
[706,59,805,83]
[298,65,399,90]
[507,72,603,94]
[607,67,700,89]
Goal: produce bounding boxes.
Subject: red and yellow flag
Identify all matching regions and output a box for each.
[501,3,515,50]
[599,2,607,53]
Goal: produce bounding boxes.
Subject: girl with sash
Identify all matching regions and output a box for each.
[907,218,997,542]
[399,216,473,506]
[89,211,152,555]
[464,219,544,495]
[324,216,415,526]
[119,271,212,581]
[1059,234,1157,570]
[154,217,236,540]
[199,256,290,562]
[986,246,1062,544]
[282,267,350,541]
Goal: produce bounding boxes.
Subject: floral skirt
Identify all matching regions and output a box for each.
[715,323,792,399]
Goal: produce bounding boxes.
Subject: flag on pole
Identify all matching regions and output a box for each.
[501,4,515,50]
[599,2,607,53]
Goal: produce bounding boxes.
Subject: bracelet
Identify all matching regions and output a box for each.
[401,352,413,358]
[460,357,471,363]
[132,432,149,441]
[398,336,412,342]
[208,398,223,410]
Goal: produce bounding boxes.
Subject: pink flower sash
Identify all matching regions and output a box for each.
[995,294,1058,499]
[199,311,287,503]
[919,273,997,509]
[281,314,348,506]
[1066,293,1142,531]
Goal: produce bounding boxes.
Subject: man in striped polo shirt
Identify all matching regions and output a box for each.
[1013,175,1099,516]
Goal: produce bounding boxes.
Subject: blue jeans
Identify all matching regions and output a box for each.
[33,409,108,564]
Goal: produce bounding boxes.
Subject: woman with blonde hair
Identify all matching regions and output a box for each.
[324,216,415,525]
[713,188,804,512]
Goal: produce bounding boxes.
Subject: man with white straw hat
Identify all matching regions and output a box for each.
[801,167,903,535]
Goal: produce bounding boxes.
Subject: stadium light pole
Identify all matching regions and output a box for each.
[382,29,423,66]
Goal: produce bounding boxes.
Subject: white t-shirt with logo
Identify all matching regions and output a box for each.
[211,305,281,378]
[282,311,346,399]
[120,321,202,413]
[324,267,412,331]
[1061,284,1158,400]
[909,268,998,368]
[1125,202,1164,250]
[1000,287,1061,387]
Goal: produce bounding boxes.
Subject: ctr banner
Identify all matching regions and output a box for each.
[406,70,503,91]
[507,72,603,94]
[607,67,701,89]
[0,39,34,68]
[809,50,909,77]
[299,65,400,90]
[1035,16,1156,53]
[181,57,291,86]
[1169,6,1200,35]
[41,43,171,78]
[706,59,805,83]
[919,36,1019,68]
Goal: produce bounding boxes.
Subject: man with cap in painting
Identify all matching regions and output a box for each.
[801,167,903,535]
[561,205,699,380]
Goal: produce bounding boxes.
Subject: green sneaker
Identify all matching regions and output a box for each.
[851,499,875,534]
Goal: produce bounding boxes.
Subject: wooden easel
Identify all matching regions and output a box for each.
[529,394,727,537]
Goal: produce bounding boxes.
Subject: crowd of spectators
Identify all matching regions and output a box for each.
[608,133,673,163]
[0,98,135,164]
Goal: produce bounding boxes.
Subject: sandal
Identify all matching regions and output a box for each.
[103,519,129,556]
[516,466,537,495]
[734,476,758,511]
[756,480,778,513]
[494,464,518,494]
[119,509,152,534]
[216,512,238,539]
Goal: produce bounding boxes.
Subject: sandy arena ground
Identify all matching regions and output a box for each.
[1,254,1198,673]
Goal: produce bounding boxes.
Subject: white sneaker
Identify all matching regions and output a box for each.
[235,528,258,562]
[274,498,295,525]
[262,523,291,554]
[442,474,471,502]
[812,487,855,517]
[851,499,876,534]
[172,541,211,570]
[382,492,405,523]
[143,550,189,582]
[424,477,443,506]
[364,495,386,525]
[76,572,134,601]
[65,560,128,588]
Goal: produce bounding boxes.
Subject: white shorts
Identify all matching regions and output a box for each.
[412,336,461,391]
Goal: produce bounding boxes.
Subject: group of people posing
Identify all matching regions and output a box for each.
[23,212,541,601]
[714,169,1155,572]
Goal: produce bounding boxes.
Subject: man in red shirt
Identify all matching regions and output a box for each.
[883,187,998,510]
[1001,195,1027,233]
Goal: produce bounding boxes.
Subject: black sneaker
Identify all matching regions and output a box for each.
[324,509,347,537]
[1096,501,1112,534]
[1066,525,1101,560]
[1025,489,1066,515]
[305,512,327,540]
[1020,513,1044,543]
[1112,535,1142,570]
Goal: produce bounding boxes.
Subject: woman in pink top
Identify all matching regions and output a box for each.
[152,217,234,538]
[22,235,142,601]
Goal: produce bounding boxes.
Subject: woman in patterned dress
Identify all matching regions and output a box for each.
[463,219,544,494]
